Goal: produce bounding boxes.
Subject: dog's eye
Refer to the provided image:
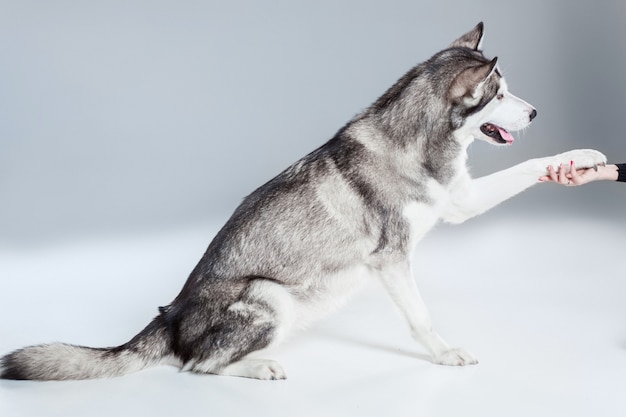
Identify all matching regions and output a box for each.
[497,93,504,100]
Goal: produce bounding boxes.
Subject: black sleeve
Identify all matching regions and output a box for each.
[616,163,626,182]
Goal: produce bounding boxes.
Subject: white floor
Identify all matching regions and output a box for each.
[1,214,625,417]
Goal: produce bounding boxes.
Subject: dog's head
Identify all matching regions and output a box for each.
[368,23,536,149]
[445,22,537,146]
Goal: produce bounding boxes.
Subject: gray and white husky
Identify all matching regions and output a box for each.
[1,22,606,381]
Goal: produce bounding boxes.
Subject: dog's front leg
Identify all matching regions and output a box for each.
[378,262,478,366]
[442,149,606,224]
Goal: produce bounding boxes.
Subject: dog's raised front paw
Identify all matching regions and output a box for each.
[552,149,607,170]
[434,348,478,366]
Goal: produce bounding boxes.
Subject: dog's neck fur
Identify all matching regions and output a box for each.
[347,113,469,189]
[350,56,482,188]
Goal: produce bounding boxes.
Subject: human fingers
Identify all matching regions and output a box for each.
[568,161,581,185]
[557,164,569,185]
[565,169,588,178]
[546,165,559,182]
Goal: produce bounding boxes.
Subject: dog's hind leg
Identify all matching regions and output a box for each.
[378,262,478,366]
[181,279,293,380]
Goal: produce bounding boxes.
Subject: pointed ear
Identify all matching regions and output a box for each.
[448,57,498,100]
[449,22,484,50]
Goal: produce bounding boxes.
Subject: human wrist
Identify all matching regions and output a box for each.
[600,164,619,181]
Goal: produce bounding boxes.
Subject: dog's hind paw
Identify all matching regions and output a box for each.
[220,359,287,380]
[434,348,478,366]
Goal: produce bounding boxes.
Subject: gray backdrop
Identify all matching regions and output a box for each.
[1,0,625,245]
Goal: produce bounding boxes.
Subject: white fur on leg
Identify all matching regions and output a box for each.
[219,359,287,380]
[377,263,478,365]
[442,149,607,224]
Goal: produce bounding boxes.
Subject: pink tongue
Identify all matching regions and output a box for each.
[497,127,515,143]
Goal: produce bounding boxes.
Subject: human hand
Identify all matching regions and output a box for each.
[539,161,616,186]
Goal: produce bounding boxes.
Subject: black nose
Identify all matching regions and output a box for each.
[529,109,537,121]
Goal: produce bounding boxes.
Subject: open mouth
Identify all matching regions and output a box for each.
[480,123,515,144]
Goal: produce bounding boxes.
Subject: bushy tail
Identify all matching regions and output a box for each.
[0,315,173,381]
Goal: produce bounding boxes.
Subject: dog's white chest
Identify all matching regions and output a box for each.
[402,201,440,247]
[402,179,450,247]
